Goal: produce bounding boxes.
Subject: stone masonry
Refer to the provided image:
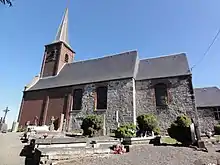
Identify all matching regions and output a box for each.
[69,78,135,133]
[197,107,219,133]
[136,75,197,132]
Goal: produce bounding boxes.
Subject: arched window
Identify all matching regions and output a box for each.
[65,54,69,63]
[155,83,168,106]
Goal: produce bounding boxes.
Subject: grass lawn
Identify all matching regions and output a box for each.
[161,136,179,144]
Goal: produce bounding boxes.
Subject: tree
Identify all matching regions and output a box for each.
[0,0,12,7]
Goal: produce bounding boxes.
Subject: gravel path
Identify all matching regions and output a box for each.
[60,145,220,165]
[0,133,25,165]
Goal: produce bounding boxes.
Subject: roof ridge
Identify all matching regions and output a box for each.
[140,52,186,61]
[195,86,219,90]
[66,50,137,65]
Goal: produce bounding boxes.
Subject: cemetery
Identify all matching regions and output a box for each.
[16,112,220,165]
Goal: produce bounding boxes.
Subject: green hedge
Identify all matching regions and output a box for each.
[81,115,103,137]
[137,114,160,134]
[115,123,136,138]
[167,115,192,145]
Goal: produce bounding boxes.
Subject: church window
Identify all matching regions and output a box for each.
[214,108,220,120]
[65,54,69,63]
[96,86,108,109]
[155,83,168,106]
[72,89,83,110]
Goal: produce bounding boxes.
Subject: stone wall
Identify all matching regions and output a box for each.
[69,78,134,133]
[106,79,134,132]
[135,75,197,132]
[197,107,219,133]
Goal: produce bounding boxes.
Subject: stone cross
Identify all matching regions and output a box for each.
[49,116,55,131]
[103,114,106,136]
[34,116,39,126]
[2,107,10,123]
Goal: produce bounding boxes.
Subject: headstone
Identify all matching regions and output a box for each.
[191,118,201,141]
[152,131,155,137]
[1,123,7,133]
[25,121,30,132]
[34,116,39,126]
[103,114,106,136]
[190,123,197,144]
[116,110,120,127]
[58,114,64,132]
[62,119,66,132]
[49,116,55,131]
[11,121,19,132]
[197,140,206,149]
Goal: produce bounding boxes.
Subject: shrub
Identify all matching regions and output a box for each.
[137,114,159,133]
[81,115,103,137]
[115,123,136,138]
[214,125,220,135]
[153,127,160,135]
[167,115,192,145]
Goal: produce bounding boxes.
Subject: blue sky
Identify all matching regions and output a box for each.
[0,0,220,127]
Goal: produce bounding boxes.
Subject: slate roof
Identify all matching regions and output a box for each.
[28,51,138,91]
[195,87,220,107]
[27,51,191,91]
[136,53,191,80]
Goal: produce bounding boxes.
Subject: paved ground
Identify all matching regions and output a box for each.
[2,133,220,165]
[0,132,25,165]
[60,145,220,165]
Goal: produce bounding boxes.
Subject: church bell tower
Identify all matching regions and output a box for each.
[40,8,75,78]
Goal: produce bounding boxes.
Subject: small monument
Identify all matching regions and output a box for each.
[0,107,10,133]
[62,119,66,132]
[190,122,197,145]
[49,116,55,131]
[58,113,64,132]
[11,121,19,132]
[34,116,39,126]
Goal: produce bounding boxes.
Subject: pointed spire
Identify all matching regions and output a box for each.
[54,8,70,46]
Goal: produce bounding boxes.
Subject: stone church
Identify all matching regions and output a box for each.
[17,8,198,134]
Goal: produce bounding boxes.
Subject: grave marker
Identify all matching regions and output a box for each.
[49,116,55,131]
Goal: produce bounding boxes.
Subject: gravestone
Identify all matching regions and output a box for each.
[103,114,106,136]
[1,123,7,133]
[58,114,64,132]
[62,119,66,132]
[49,116,55,131]
[34,116,39,126]
[72,116,83,130]
[25,121,30,132]
[11,121,19,132]
[190,123,197,145]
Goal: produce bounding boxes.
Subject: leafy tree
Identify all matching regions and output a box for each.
[0,0,12,7]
